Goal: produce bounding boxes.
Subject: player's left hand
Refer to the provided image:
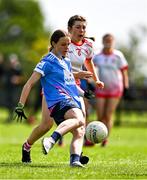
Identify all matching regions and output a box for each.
[13,102,27,122]
[96,80,104,89]
[123,87,130,100]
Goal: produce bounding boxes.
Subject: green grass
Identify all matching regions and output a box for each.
[0,122,147,179]
[89,109,147,127]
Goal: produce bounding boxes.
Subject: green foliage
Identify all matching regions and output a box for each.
[118,25,147,85]
[0,0,44,43]
[0,0,51,78]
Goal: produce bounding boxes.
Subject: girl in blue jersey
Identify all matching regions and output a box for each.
[18,15,103,165]
[14,29,85,167]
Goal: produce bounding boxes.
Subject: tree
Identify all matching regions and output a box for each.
[0,0,51,76]
[118,25,147,86]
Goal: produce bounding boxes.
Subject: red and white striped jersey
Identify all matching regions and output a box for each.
[93,49,128,98]
[67,38,95,73]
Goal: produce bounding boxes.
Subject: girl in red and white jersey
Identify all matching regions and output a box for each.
[65,15,104,147]
[67,15,104,111]
[93,33,129,146]
[67,15,103,88]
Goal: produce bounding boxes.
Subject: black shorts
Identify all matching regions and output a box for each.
[50,99,80,125]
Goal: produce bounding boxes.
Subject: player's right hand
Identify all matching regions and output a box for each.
[78,71,93,79]
[96,80,104,89]
[13,102,27,122]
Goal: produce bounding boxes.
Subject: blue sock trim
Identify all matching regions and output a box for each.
[70,154,80,164]
[51,131,61,143]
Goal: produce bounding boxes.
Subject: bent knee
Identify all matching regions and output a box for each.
[72,126,85,138]
[77,126,85,137]
[77,117,85,127]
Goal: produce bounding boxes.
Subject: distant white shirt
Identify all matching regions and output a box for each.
[93,49,128,98]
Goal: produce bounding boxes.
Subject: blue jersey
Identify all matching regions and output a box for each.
[34,52,81,109]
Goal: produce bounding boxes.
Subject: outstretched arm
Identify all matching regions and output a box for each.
[84,59,104,89]
[13,71,41,122]
[72,66,93,80]
[122,69,129,89]
[19,71,41,105]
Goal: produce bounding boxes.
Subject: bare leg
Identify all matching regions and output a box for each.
[102,98,120,133]
[27,96,53,145]
[42,107,85,167]
[22,96,54,163]
[95,97,106,122]
[95,97,120,146]
[55,108,84,136]
[70,125,85,155]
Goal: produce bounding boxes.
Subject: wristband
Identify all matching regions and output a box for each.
[18,102,24,108]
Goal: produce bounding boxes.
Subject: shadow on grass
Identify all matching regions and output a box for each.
[0,162,68,168]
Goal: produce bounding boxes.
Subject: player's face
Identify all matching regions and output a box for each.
[54,36,71,57]
[68,21,87,42]
[103,36,114,49]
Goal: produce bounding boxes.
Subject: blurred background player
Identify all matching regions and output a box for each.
[0,53,6,108]
[93,33,129,146]
[0,53,5,84]
[5,54,23,123]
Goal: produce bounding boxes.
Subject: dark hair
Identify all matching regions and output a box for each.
[85,36,95,42]
[102,33,114,41]
[50,29,69,50]
[68,15,87,28]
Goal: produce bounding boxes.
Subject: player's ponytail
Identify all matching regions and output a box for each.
[84,37,95,42]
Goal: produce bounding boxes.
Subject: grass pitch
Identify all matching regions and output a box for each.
[0,122,147,179]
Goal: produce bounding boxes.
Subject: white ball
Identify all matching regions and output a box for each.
[85,121,108,144]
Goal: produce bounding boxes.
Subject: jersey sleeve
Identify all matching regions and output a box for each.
[117,51,128,70]
[85,39,95,60]
[87,47,94,60]
[92,54,99,66]
[34,60,51,76]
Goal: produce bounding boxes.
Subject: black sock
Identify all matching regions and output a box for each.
[70,154,80,164]
[51,131,61,143]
